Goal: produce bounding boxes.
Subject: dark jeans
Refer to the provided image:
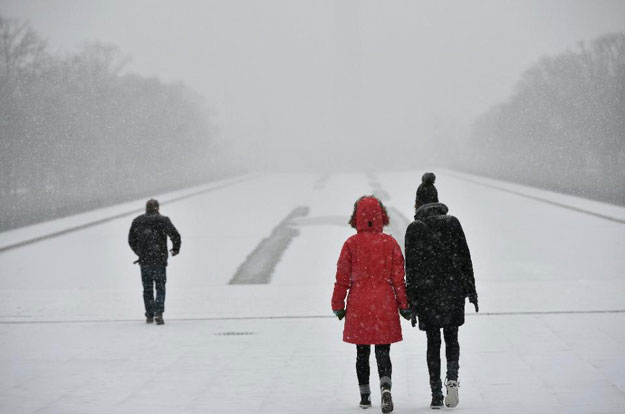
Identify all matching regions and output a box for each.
[356,344,392,390]
[426,327,459,396]
[140,264,167,317]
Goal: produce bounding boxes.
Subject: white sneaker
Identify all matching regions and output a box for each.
[444,379,459,408]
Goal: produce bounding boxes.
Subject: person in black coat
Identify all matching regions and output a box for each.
[128,199,181,325]
[404,172,478,409]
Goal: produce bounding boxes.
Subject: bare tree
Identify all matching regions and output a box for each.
[0,17,46,200]
[0,16,226,231]
[463,32,625,204]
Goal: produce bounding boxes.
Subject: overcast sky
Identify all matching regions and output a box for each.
[2,0,625,170]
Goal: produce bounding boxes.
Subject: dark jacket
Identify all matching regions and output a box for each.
[128,213,181,266]
[404,203,475,331]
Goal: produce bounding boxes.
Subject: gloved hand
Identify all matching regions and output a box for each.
[333,309,346,320]
[399,308,411,321]
[408,304,418,327]
[170,249,179,256]
[468,294,479,313]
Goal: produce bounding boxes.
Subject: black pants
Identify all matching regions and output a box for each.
[356,344,392,390]
[426,327,459,395]
[140,264,167,317]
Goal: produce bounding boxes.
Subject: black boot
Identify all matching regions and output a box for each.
[359,384,371,408]
[154,313,164,325]
[380,380,393,413]
[430,394,444,409]
[359,393,371,409]
[429,377,443,409]
[146,316,154,324]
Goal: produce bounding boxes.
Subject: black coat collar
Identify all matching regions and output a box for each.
[415,203,449,220]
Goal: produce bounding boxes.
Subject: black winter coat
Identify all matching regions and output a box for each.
[405,203,475,331]
[128,213,181,266]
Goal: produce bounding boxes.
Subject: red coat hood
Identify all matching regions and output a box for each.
[355,197,388,233]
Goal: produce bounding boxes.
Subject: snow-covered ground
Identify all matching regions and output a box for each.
[1,171,624,413]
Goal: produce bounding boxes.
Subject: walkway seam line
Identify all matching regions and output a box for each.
[1,309,623,325]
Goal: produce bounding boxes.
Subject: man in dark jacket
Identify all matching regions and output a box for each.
[128,199,181,325]
[405,172,478,409]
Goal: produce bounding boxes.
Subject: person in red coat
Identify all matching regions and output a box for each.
[332,196,411,413]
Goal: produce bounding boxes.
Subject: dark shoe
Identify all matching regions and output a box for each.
[154,314,164,325]
[359,393,371,409]
[381,389,393,413]
[430,394,444,409]
[146,316,154,324]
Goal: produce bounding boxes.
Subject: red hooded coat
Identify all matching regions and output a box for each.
[331,197,408,344]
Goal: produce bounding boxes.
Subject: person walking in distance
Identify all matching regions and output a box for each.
[332,196,411,413]
[128,199,181,325]
[405,173,478,409]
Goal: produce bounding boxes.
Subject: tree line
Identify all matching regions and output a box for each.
[460,32,625,204]
[1,16,230,230]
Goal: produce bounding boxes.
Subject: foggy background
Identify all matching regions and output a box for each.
[1,0,625,230]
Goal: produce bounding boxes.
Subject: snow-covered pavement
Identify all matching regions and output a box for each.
[1,171,624,413]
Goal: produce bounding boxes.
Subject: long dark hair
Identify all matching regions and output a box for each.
[348,195,390,229]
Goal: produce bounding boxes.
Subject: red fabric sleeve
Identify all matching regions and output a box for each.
[390,241,408,310]
[331,240,352,311]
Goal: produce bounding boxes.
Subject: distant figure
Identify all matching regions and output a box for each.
[128,199,181,325]
[405,173,477,409]
[332,196,411,413]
